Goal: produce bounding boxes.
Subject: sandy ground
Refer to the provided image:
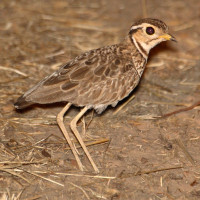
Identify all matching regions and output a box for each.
[0,0,200,199]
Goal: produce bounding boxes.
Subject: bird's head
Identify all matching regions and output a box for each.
[129,18,176,58]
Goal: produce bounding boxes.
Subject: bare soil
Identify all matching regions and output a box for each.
[0,0,200,199]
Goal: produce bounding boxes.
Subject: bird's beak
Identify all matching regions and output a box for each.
[159,34,177,42]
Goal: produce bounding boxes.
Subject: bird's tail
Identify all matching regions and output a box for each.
[14,95,34,109]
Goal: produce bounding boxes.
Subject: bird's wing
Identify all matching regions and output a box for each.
[15,45,139,109]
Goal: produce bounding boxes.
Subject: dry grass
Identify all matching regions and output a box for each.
[0,0,200,199]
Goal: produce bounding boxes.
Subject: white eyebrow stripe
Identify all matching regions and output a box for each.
[130,25,143,30]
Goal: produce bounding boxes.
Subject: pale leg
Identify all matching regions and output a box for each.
[57,103,84,171]
[70,106,99,173]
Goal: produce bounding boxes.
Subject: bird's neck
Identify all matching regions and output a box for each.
[125,35,149,60]
[122,37,147,77]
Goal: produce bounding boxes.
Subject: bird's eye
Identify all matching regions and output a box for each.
[146,27,155,35]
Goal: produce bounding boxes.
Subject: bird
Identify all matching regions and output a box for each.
[14,18,176,173]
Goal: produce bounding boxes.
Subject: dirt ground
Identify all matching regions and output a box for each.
[0,0,200,199]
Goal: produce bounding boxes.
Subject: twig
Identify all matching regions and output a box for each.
[136,165,184,175]
[24,170,64,187]
[68,182,90,200]
[113,94,135,115]
[119,165,183,178]
[1,168,31,183]
[175,138,195,165]
[0,66,28,77]
[86,110,94,130]
[65,138,109,150]
[48,172,116,179]
[0,161,44,165]
[89,188,107,199]
[45,50,65,58]
[160,100,200,118]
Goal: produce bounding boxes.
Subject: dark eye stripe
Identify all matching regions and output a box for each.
[146,27,155,35]
[129,27,142,35]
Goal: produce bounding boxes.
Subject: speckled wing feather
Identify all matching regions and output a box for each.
[15,43,144,113]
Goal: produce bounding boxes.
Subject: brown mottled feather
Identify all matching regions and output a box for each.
[15,37,145,113]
